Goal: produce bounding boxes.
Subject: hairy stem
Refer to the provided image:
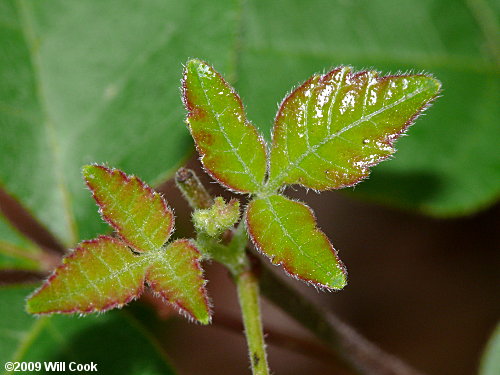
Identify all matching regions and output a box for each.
[259,263,426,375]
[175,167,270,374]
[174,167,425,375]
[212,310,350,370]
[175,168,213,209]
[236,270,270,375]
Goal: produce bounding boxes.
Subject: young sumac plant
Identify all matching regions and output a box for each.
[182,59,440,288]
[27,165,211,323]
[26,59,441,375]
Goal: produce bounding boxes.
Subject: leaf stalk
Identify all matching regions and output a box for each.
[176,167,270,374]
[236,270,270,375]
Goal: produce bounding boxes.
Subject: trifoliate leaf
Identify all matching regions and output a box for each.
[28,166,211,324]
[246,194,346,290]
[147,239,211,324]
[83,165,173,253]
[27,236,147,314]
[266,67,441,192]
[27,236,212,324]
[182,59,267,193]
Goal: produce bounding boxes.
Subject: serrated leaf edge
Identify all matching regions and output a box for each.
[83,164,175,252]
[146,238,212,324]
[267,67,442,192]
[27,236,212,323]
[26,235,146,315]
[245,195,347,291]
[181,59,268,194]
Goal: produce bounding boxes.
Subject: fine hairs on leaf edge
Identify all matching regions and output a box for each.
[82,163,175,252]
[181,58,269,195]
[268,66,442,192]
[27,166,212,324]
[147,241,213,325]
[26,236,213,324]
[25,235,146,316]
[244,196,348,292]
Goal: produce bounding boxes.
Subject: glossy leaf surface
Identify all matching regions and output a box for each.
[27,236,147,314]
[182,59,267,193]
[246,194,346,289]
[2,285,177,375]
[147,239,210,324]
[83,165,173,253]
[267,67,441,192]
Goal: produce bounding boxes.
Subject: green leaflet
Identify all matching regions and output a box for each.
[182,59,267,193]
[27,166,211,324]
[83,165,173,253]
[246,194,346,289]
[147,239,210,324]
[27,236,146,314]
[266,67,441,192]
[27,236,210,323]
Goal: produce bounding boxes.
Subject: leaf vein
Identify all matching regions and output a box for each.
[196,72,259,188]
[268,85,426,190]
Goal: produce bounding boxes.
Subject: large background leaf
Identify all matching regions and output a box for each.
[0,0,239,245]
[0,285,176,375]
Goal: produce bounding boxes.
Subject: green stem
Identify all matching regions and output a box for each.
[175,168,271,374]
[175,167,425,375]
[175,168,213,209]
[236,270,270,375]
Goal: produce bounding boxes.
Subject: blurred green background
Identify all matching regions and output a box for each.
[0,0,498,374]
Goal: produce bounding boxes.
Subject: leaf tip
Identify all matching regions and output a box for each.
[416,73,442,97]
[81,163,110,187]
[185,58,209,72]
[25,295,39,315]
[196,309,212,325]
[25,281,59,316]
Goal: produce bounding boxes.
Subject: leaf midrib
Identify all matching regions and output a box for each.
[15,0,78,245]
[262,195,341,283]
[194,68,261,190]
[40,247,190,305]
[265,84,428,192]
